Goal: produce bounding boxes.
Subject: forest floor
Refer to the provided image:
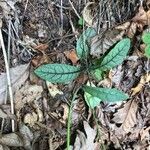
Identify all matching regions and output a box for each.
[0,0,150,150]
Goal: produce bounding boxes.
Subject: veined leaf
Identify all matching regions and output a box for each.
[76,27,96,59]
[142,32,150,44]
[34,64,80,83]
[99,38,131,71]
[83,86,129,102]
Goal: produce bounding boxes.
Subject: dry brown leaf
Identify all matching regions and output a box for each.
[33,43,49,53]
[140,127,150,141]
[90,29,124,57]
[73,121,98,150]
[0,63,29,104]
[64,49,79,65]
[112,99,138,137]
[115,22,130,30]
[0,133,23,147]
[127,22,137,38]
[15,82,43,110]
[32,54,50,67]
[19,123,34,149]
[82,2,95,26]
[46,81,63,98]
[131,73,150,96]
[24,112,38,127]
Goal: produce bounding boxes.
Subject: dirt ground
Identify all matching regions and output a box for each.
[0,0,150,150]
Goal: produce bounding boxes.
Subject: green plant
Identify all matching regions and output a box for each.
[142,32,150,58]
[35,27,130,106]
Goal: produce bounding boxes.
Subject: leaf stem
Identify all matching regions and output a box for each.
[67,87,81,150]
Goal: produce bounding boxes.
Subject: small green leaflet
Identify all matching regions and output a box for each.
[84,82,101,108]
[142,32,150,44]
[78,17,85,26]
[145,45,150,58]
[83,86,129,102]
[76,27,96,59]
[34,64,80,83]
[90,69,103,81]
[99,38,131,71]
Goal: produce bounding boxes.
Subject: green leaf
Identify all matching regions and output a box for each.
[83,86,129,102]
[145,45,150,58]
[90,69,103,81]
[34,64,80,83]
[84,92,101,109]
[99,38,131,71]
[76,27,96,59]
[78,17,85,26]
[84,82,101,108]
[142,32,150,44]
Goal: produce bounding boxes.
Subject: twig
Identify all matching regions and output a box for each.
[0,22,15,132]
[60,0,63,36]
[69,0,81,19]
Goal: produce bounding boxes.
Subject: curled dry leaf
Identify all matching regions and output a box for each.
[0,63,30,104]
[82,2,95,26]
[131,73,150,96]
[112,99,138,138]
[0,133,23,147]
[33,43,49,53]
[140,126,150,141]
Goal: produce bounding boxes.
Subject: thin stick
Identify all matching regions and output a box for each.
[69,0,81,19]
[0,27,15,132]
[60,0,63,36]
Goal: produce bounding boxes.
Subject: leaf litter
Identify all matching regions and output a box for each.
[0,0,150,149]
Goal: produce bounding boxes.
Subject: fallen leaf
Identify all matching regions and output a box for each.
[73,121,98,150]
[112,99,138,137]
[82,2,95,26]
[0,63,30,104]
[0,133,23,147]
[15,82,43,110]
[131,73,150,96]
[19,123,34,149]
[0,144,10,150]
[64,49,79,64]
[140,127,150,141]
[24,112,38,127]
[46,81,63,98]
[90,29,124,57]
[33,43,49,53]
[127,22,137,38]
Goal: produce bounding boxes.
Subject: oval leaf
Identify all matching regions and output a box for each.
[142,32,150,44]
[83,86,129,102]
[34,64,80,83]
[76,27,96,59]
[99,38,131,71]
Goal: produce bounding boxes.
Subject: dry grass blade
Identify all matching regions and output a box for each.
[0,20,15,132]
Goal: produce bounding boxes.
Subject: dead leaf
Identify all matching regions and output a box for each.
[132,6,150,26]
[24,112,38,127]
[127,22,137,38]
[73,121,98,150]
[46,81,63,98]
[112,99,138,137]
[90,29,124,57]
[32,54,50,67]
[33,43,49,53]
[0,144,10,150]
[0,63,29,104]
[64,49,79,65]
[15,82,43,110]
[19,123,34,149]
[131,73,150,96]
[140,127,150,141]
[115,22,130,30]
[82,2,95,26]
[0,133,23,147]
